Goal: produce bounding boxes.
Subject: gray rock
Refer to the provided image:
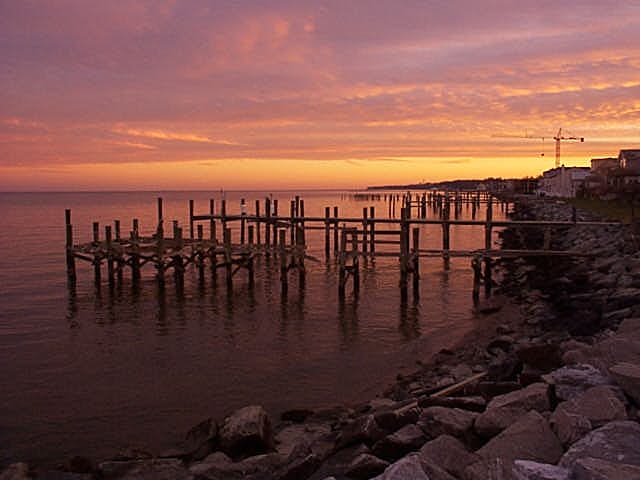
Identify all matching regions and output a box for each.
[476,411,563,466]
[275,453,321,480]
[475,382,551,438]
[549,385,627,447]
[371,453,429,480]
[184,418,218,460]
[371,424,427,461]
[0,464,30,480]
[548,407,593,448]
[617,318,640,338]
[572,456,640,480]
[419,434,480,479]
[190,452,283,479]
[345,453,389,479]
[219,405,274,457]
[337,414,386,448]
[609,362,640,404]
[559,421,640,469]
[418,406,478,441]
[542,364,613,401]
[373,404,421,434]
[512,460,570,480]
[307,443,369,480]
[274,422,333,460]
[99,459,192,480]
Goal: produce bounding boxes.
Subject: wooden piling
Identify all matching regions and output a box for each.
[209,199,216,242]
[362,207,368,256]
[338,228,347,298]
[157,197,163,225]
[272,200,279,247]
[255,200,261,245]
[105,225,114,286]
[224,227,232,290]
[65,209,76,280]
[333,206,339,256]
[351,229,360,295]
[485,197,493,251]
[240,198,246,244]
[131,218,140,281]
[324,207,331,259]
[369,206,376,257]
[189,199,195,239]
[265,197,271,247]
[248,225,255,287]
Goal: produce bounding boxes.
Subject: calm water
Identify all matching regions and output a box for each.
[0,191,504,467]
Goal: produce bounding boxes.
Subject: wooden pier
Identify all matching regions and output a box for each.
[65,192,620,302]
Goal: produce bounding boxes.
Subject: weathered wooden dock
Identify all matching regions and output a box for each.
[65,191,620,302]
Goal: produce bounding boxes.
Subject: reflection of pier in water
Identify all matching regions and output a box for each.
[65,191,619,310]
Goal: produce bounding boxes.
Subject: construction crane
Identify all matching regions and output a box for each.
[492,128,585,168]
[553,128,584,168]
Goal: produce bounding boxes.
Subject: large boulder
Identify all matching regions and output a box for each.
[345,453,389,479]
[542,364,613,401]
[219,405,274,457]
[274,422,333,461]
[418,406,478,441]
[467,411,563,480]
[189,452,283,479]
[371,424,426,461]
[549,386,627,447]
[609,362,640,405]
[516,343,562,372]
[370,453,429,480]
[572,457,640,480]
[419,434,480,479]
[559,421,640,469]
[475,382,551,438]
[99,459,192,480]
[373,403,421,434]
[512,460,569,480]
[336,414,386,449]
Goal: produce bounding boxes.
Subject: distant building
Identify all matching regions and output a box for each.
[619,149,640,170]
[590,157,619,173]
[537,166,590,197]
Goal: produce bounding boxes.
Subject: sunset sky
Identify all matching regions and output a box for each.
[1,0,639,190]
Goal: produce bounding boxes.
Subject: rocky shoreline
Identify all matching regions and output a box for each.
[4,196,640,480]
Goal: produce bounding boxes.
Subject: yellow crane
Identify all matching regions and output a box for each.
[553,128,584,168]
[493,128,585,168]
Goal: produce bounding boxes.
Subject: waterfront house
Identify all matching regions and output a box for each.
[537,166,590,198]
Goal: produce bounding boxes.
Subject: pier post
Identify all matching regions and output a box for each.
[338,228,347,298]
[65,209,76,280]
[92,222,101,284]
[369,206,376,258]
[105,225,114,286]
[362,207,368,258]
[324,207,331,259]
[472,255,482,303]
[290,199,295,245]
[248,225,255,287]
[333,206,339,256]
[299,200,305,246]
[224,228,232,290]
[157,197,163,226]
[131,218,141,281]
[209,199,216,243]
[197,224,205,282]
[255,200,261,245]
[189,199,194,239]
[272,200,279,247]
[221,200,227,236]
[173,226,184,287]
[265,197,271,248]
[240,198,246,244]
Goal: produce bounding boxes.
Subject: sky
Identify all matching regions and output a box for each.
[1,0,639,191]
